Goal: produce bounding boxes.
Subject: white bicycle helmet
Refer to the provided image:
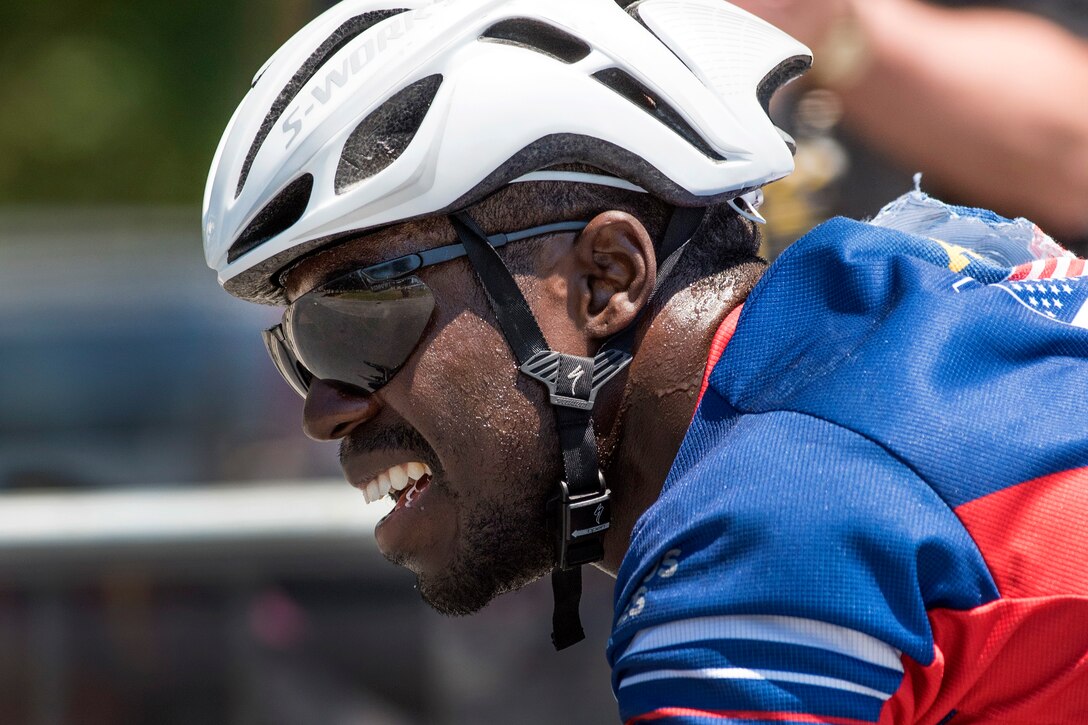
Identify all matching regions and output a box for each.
[203,0,810,304]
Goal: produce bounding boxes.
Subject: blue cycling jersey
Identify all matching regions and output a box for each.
[608,191,1088,724]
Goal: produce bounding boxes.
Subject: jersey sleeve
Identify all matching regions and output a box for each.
[607,400,999,725]
[614,614,906,724]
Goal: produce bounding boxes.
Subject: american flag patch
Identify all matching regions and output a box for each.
[995,277,1088,327]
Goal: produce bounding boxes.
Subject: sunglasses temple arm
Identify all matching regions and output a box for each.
[416,221,589,268]
[502,221,587,242]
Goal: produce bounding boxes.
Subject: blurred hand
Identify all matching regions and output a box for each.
[729,0,852,49]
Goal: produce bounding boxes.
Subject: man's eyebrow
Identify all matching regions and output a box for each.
[324,230,460,279]
[280,223,450,294]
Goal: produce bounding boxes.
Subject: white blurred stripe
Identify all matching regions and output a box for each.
[0,480,385,548]
[621,614,903,672]
[618,666,895,700]
[509,171,647,193]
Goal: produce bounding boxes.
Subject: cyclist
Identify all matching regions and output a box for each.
[203,1,1088,722]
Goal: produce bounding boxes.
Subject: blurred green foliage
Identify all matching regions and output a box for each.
[0,0,318,204]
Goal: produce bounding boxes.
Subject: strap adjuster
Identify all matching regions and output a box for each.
[521,350,632,411]
[555,475,610,570]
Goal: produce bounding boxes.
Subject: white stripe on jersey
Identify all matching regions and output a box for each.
[1072,298,1088,329]
[1054,258,1073,279]
[618,666,896,700]
[1027,259,1048,280]
[620,614,904,672]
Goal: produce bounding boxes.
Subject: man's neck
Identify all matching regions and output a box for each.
[594,260,763,575]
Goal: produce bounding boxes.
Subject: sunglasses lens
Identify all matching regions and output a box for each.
[262,327,313,397]
[281,277,435,393]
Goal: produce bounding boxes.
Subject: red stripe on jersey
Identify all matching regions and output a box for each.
[1008,264,1032,281]
[694,304,745,417]
[954,466,1088,597]
[879,597,1088,723]
[629,708,875,724]
[1041,257,1058,278]
[1070,258,1086,277]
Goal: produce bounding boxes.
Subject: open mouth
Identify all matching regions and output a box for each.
[357,461,433,510]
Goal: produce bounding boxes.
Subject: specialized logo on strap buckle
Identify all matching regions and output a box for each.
[554,476,611,570]
[520,349,632,411]
[566,364,586,394]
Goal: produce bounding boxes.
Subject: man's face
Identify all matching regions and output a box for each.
[284,218,563,615]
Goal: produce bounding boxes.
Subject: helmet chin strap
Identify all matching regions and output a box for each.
[449,205,705,650]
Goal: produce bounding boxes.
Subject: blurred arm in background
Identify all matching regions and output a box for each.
[735,0,1088,241]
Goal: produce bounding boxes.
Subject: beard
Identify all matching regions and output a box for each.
[347,399,559,616]
[414,475,556,617]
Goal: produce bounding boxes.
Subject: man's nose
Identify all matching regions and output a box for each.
[302,379,382,440]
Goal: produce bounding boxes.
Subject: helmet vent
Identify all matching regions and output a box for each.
[228,174,314,264]
[757,55,812,114]
[480,19,592,64]
[592,68,725,161]
[237,9,409,198]
[335,74,443,194]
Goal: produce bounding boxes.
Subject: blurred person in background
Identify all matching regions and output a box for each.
[732,0,1088,256]
[204,0,1088,723]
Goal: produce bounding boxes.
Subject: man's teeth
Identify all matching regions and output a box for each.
[360,462,432,504]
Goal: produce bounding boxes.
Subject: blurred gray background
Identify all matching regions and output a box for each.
[0,1,616,722]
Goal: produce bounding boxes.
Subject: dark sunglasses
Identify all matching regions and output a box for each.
[263,219,590,397]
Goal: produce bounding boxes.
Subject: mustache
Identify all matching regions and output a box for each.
[339,422,441,473]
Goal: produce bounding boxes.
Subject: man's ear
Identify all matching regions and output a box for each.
[568,210,656,340]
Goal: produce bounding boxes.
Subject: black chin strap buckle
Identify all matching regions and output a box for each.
[521,350,619,571]
[555,475,611,570]
[549,472,610,652]
[525,350,618,651]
